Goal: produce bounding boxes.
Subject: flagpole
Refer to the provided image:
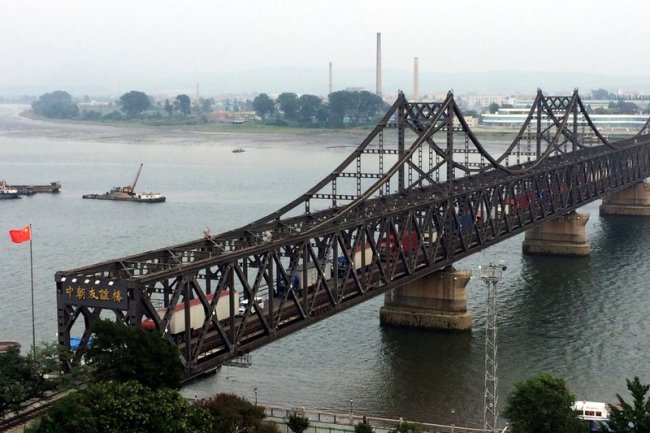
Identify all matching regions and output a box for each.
[29,224,36,358]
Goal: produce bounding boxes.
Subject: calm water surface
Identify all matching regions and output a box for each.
[1,105,648,428]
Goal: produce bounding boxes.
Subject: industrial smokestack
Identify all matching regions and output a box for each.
[413,57,419,101]
[329,61,333,95]
[376,32,382,98]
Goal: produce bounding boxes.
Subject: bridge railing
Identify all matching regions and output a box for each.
[263,404,485,433]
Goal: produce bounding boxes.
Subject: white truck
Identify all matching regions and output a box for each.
[142,290,240,340]
[337,244,373,277]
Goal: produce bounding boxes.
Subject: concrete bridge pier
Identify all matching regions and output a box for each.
[522,211,590,257]
[379,267,472,331]
[600,181,650,216]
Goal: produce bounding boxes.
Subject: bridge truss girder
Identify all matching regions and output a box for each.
[56,90,650,379]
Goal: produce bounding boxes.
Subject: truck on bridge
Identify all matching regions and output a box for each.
[142,290,240,343]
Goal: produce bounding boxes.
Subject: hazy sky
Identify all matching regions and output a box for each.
[2,0,649,96]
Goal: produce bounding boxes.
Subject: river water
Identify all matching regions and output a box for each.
[1,105,648,428]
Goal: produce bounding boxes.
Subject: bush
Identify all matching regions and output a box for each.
[287,410,310,433]
[81,110,101,120]
[27,380,210,433]
[504,374,583,433]
[194,393,265,433]
[355,421,374,433]
[102,110,123,121]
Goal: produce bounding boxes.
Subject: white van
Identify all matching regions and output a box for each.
[237,297,265,316]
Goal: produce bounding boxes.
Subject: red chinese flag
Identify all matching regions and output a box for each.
[9,226,31,243]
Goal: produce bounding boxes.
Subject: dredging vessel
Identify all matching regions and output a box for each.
[82,163,166,203]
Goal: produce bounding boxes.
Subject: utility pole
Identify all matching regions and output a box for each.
[479,261,506,433]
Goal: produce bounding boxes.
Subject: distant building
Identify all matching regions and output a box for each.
[481,107,648,130]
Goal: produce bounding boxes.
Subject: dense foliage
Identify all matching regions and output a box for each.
[503,374,583,433]
[287,409,310,433]
[84,319,183,390]
[174,94,192,115]
[31,91,79,119]
[194,393,267,433]
[253,93,275,119]
[118,90,151,117]
[355,421,374,433]
[607,376,650,432]
[0,343,78,418]
[27,380,209,433]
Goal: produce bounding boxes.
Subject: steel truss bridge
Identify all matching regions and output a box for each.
[57,89,650,380]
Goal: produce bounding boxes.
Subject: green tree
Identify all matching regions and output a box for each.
[32,90,79,119]
[194,393,266,433]
[488,102,500,114]
[0,343,72,418]
[607,376,650,432]
[174,94,191,115]
[253,93,275,119]
[277,92,299,120]
[503,374,583,433]
[356,91,384,124]
[355,421,374,433]
[297,94,322,124]
[287,410,310,433]
[327,90,354,127]
[84,319,184,389]
[119,90,151,118]
[28,380,210,433]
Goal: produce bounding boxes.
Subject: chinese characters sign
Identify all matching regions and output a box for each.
[61,278,128,309]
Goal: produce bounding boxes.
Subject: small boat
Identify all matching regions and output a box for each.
[82,164,166,203]
[0,181,21,199]
[232,147,245,153]
[574,400,609,421]
[573,401,610,433]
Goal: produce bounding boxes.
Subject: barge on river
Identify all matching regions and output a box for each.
[82,163,166,203]
[8,181,61,195]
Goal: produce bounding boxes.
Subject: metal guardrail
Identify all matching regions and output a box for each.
[263,405,485,433]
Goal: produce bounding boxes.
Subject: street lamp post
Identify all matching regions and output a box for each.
[349,399,354,425]
[450,408,455,433]
[254,387,258,406]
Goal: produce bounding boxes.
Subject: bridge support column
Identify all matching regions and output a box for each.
[379,267,472,332]
[600,181,650,216]
[522,211,590,257]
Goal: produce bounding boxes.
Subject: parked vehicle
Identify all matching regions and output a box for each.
[142,290,239,342]
[337,244,373,277]
[237,296,265,316]
[378,231,419,261]
[277,262,332,295]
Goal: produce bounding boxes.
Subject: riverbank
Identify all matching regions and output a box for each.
[19,108,531,143]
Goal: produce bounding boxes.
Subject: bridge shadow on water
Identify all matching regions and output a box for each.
[376,325,482,427]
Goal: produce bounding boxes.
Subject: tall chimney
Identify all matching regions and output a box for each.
[413,57,419,101]
[329,61,333,95]
[376,32,382,98]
